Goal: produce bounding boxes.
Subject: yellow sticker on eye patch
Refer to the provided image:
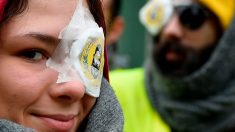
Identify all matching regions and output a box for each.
[80,36,104,82]
[139,0,173,35]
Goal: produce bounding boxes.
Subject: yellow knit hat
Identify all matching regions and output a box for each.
[200,0,235,29]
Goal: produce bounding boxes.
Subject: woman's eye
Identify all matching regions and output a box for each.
[19,50,47,62]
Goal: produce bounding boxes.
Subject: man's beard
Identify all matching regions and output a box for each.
[153,39,216,78]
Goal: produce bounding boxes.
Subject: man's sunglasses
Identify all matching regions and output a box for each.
[175,4,212,30]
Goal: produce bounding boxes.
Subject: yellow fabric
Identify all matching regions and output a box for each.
[110,68,170,132]
[200,0,235,29]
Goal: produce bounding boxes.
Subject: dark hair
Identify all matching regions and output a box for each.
[88,0,106,36]
[1,0,106,36]
[0,0,28,26]
[110,0,122,22]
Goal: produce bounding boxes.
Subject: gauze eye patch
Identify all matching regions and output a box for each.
[139,0,173,35]
[46,0,105,97]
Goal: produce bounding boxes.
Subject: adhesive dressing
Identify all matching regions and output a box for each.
[139,0,173,35]
[46,0,105,97]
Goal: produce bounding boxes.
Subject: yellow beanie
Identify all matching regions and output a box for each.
[200,0,235,29]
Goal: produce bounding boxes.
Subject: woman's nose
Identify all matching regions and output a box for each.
[49,80,85,103]
[161,15,184,40]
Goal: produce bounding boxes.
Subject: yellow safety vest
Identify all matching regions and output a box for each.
[110,68,170,132]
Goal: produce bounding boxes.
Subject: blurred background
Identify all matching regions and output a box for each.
[116,0,146,68]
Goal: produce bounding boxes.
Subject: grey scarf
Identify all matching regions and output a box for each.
[82,78,124,132]
[145,16,235,132]
[0,78,123,132]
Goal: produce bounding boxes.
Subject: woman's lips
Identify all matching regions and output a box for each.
[36,114,76,131]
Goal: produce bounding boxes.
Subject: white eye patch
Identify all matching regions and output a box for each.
[139,0,173,35]
[46,0,105,97]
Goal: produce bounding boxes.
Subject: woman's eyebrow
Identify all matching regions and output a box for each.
[24,32,60,45]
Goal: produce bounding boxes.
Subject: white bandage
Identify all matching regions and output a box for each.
[139,0,173,35]
[46,0,105,97]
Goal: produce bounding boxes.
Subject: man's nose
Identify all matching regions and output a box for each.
[161,15,184,40]
[49,80,86,103]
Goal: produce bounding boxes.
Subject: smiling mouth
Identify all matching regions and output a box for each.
[33,114,76,131]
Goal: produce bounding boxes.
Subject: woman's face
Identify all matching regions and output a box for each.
[0,0,96,132]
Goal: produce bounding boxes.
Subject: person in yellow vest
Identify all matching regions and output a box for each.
[111,0,235,131]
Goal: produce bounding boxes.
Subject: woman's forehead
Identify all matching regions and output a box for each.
[2,0,90,39]
[26,0,89,19]
[28,0,79,15]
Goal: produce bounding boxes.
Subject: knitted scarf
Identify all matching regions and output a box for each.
[145,16,235,132]
[81,78,124,132]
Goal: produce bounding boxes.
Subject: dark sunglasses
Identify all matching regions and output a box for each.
[175,4,211,30]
